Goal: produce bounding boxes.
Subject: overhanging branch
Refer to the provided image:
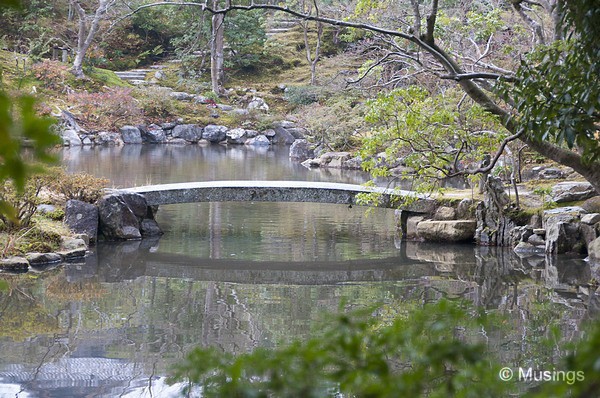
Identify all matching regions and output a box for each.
[440,72,517,82]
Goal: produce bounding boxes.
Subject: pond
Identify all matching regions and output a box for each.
[0,145,593,397]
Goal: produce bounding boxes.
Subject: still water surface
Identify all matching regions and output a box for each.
[0,145,593,397]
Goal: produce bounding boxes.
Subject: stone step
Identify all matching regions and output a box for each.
[114,72,147,78]
[267,28,292,34]
[129,79,156,85]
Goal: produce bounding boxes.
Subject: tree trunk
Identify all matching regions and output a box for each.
[71,0,111,79]
[210,2,225,95]
[301,0,323,86]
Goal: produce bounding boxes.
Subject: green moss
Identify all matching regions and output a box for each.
[1,216,73,258]
[87,67,131,87]
[506,207,538,226]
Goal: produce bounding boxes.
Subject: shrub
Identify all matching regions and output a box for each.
[30,59,69,90]
[0,173,50,231]
[135,86,176,119]
[292,95,366,150]
[46,168,109,203]
[284,85,324,106]
[68,88,142,131]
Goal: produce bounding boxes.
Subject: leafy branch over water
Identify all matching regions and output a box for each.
[170,298,600,397]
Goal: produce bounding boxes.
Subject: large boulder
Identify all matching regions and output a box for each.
[318,152,352,168]
[226,128,248,144]
[172,124,203,143]
[475,176,514,247]
[581,213,600,225]
[582,196,600,213]
[60,129,82,146]
[416,220,477,242]
[64,199,99,244]
[96,131,123,146]
[405,215,427,240]
[286,127,307,139]
[545,219,586,254]
[289,139,314,161]
[589,237,600,265]
[245,135,270,146]
[271,127,296,145]
[551,182,598,203]
[247,96,269,112]
[97,192,161,240]
[433,206,456,221]
[141,125,167,143]
[120,126,142,144]
[202,125,228,143]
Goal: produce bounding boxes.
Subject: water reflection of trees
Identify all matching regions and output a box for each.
[0,242,595,396]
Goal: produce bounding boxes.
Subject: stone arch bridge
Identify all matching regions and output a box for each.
[95,181,441,241]
[120,180,436,211]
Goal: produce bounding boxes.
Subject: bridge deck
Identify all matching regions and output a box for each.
[120,180,436,212]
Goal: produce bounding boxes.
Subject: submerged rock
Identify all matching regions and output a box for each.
[416,220,477,242]
[26,252,62,266]
[289,139,314,161]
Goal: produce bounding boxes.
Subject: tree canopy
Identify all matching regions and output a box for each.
[175,0,599,192]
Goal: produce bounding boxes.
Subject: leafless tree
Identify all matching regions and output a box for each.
[70,0,118,78]
[298,0,323,85]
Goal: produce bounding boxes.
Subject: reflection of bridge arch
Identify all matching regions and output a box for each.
[119,180,436,211]
[90,244,445,285]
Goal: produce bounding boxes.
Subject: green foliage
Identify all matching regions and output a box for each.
[531,186,555,210]
[507,0,600,163]
[360,86,506,194]
[284,85,327,106]
[42,207,64,221]
[224,10,267,70]
[0,0,57,55]
[171,300,510,397]
[509,40,600,162]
